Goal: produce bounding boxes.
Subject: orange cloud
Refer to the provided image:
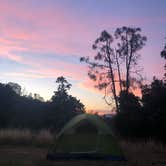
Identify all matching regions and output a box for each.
[0,45,24,63]
[10,32,34,41]
[0,0,164,114]
[79,78,104,95]
[80,71,143,98]
[3,59,87,81]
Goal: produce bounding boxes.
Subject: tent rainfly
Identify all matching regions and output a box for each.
[47,113,125,160]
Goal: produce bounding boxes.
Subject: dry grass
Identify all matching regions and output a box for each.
[0,129,54,147]
[120,140,166,164]
[0,129,166,165]
[0,144,165,166]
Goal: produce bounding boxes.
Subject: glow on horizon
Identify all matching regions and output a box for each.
[0,0,166,113]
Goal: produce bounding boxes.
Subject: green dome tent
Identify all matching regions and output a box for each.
[47,114,125,160]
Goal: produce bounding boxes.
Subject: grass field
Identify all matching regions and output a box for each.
[0,129,165,166]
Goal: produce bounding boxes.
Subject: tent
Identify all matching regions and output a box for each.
[47,113,125,160]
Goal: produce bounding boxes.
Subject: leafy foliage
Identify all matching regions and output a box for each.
[160,39,166,78]
[161,41,166,59]
[119,90,141,113]
[141,78,166,139]
[114,72,166,140]
[108,37,166,141]
[0,77,85,131]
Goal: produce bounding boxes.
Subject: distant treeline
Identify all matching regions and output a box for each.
[80,27,166,142]
[0,77,85,131]
[113,39,166,141]
[0,77,166,141]
[112,77,166,141]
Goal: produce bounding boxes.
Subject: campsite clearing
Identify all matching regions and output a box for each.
[0,144,165,166]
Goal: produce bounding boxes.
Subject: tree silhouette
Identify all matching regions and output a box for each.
[46,76,85,130]
[51,76,72,104]
[80,27,146,112]
[119,91,141,113]
[141,77,166,139]
[0,79,85,130]
[161,39,166,59]
[51,76,84,113]
[56,76,71,94]
[7,82,22,95]
[115,27,147,93]
[161,39,166,78]
[0,83,17,127]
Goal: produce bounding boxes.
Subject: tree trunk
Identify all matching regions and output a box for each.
[115,51,122,92]
[106,42,119,113]
[126,43,133,93]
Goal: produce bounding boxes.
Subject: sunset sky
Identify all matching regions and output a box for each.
[0,0,165,114]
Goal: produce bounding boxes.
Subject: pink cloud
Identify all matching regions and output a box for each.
[10,32,34,41]
[0,0,164,113]
[4,68,82,80]
[3,57,88,81]
[4,72,46,79]
[79,78,105,95]
[3,0,164,64]
[0,1,95,57]
[0,0,165,59]
[80,72,143,98]
[0,45,24,63]
[6,54,23,62]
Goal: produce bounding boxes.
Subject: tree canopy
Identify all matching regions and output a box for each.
[80,26,146,112]
[0,76,85,130]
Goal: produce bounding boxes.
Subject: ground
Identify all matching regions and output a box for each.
[0,145,166,166]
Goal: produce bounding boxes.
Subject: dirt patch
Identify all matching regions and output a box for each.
[0,145,165,166]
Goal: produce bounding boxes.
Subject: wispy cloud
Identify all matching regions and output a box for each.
[0,0,165,112]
